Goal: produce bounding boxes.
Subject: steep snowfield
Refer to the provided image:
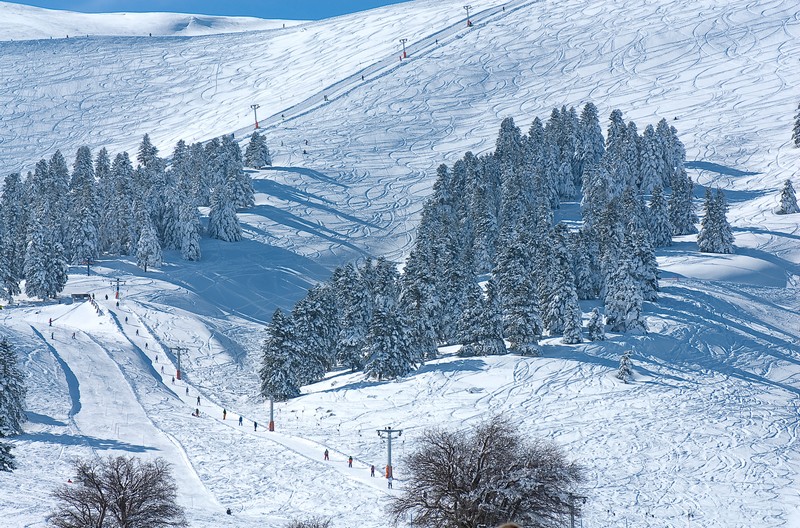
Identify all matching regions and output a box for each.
[0,1,302,40]
[1,0,799,527]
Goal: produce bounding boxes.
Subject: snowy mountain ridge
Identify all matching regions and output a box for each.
[0,1,303,40]
[0,0,799,527]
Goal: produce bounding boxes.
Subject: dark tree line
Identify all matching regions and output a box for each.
[0,131,270,301]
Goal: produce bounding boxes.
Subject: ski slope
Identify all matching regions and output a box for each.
[1,0,800,526]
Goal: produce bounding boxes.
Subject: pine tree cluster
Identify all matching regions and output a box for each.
[0,133,258,300]
[260,104,693,398]
[259,257,432,395]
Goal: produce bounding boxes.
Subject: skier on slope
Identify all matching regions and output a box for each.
[324,449,329,460]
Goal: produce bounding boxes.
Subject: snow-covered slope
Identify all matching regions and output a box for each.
[1,0,799,527]
[0,1,302,40]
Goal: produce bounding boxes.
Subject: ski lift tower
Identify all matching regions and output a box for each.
[251,104,261,129]
[464,5,473,26]
[377,426,403,478]
[399,38,408,59]
[170,347,187,381]
[110,277,126,300]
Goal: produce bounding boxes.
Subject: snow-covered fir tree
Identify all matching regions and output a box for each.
[335,264,373,370]
[219,134,255,208]
[572,227,602,300]
[23,213,68,300]
[68,146,99,264]
[46,150,72,250]
[290,286,340,384]
[775,179,799,214]
[577,102,605,183]
[648,185,673,247]
[0,173,27,292]
[0,435,14,472]
[244,131,272,169]
[616,351,633,383]
[0,337,26,436]
[625,222,659,302]
[668,167,698,235]
[135,211,162,272]
[541,224,582,343]
[638,124,661,193]
[179,201,202,261]
[793,102,800,148]
[101,152,137,255]
[494,230,541,355]
[69,205,99,267]
[456,280,506,357]
[259,309,301,402]
[604,257,648,334]
[697,188,734,254]
[363,302,415,380]
[477,279,507,355]
[586,307,605,341]
[399,254,439,362]
[208,182,242,242]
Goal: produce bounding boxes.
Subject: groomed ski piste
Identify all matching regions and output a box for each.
[1,0,799,526]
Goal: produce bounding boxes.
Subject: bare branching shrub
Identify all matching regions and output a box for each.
[286,517,332,528]
[390,415,584,528]
[50,455,187,528]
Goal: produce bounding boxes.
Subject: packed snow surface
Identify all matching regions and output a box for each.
[1,0,800,527]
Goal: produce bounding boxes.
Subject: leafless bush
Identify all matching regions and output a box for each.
[286,517,331,528]
[49,455,187,528]
[390,415,584,528]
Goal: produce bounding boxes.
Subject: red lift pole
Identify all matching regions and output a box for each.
[399,38,408,59]
[251,104,260,129]
[464,4,473,26]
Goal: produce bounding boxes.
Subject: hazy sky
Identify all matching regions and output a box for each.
[10,0,412,20]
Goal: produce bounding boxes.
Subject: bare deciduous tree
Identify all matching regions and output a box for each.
[390,415,584,528]
[50,455,187,528]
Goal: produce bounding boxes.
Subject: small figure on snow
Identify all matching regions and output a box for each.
[71,332,75,339]
[324,449,329,460]
[125,316,128,323]
[254,421,258,431]
[239,416,243,426]
[387,476,393,489]
[226,508,232,515]
[370,465,375,477]
[49,318,52,326]
[348,456,353,468]
[223,409,227,420]
[196,396,201,406]
[185,387,189,396]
